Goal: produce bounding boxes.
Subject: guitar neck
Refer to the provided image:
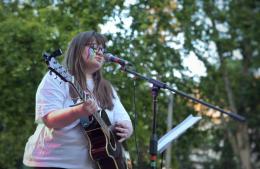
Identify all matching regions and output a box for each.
[92,111,111,138]
[69,77,86,101]
[70,79,111,139]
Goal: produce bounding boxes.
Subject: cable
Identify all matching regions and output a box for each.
[132,77,140,169]
[160,151,165,169]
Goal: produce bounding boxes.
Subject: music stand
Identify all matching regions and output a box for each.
[157,114,201,154]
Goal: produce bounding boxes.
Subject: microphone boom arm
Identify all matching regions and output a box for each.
[121,66,246,122]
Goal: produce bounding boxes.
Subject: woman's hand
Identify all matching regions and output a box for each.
[114,121,133,142]
[76,99,98,117]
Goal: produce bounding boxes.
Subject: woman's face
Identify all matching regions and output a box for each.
[83,41,105,73]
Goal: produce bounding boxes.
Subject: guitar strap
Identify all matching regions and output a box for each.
[100,110,130,150]
[100,109,111,125]
[101,110,132,168]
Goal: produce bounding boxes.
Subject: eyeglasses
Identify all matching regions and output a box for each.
[88,43,106,55]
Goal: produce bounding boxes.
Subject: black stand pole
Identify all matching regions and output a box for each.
[119,66,246,169]
[150,85,159,169]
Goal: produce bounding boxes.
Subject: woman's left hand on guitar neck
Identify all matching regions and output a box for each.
[114,120,133,142]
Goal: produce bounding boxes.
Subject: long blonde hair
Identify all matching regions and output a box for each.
[63,31,114,110]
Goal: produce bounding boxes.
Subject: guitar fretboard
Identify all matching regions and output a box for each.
[69,75,111,139]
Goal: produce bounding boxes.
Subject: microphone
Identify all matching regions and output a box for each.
[104,53,133,66]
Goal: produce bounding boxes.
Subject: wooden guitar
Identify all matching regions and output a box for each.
[43,50,130,169]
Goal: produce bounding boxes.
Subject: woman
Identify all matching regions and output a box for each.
[23,31,133,169]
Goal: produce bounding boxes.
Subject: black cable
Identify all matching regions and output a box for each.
[160,151,165,169]
[132,78,140,169]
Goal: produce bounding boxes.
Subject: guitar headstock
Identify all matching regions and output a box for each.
[43,49,73,83]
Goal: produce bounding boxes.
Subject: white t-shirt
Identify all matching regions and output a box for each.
[23,72,131,169]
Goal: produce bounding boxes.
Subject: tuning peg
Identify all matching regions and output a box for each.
[50,49,63,58]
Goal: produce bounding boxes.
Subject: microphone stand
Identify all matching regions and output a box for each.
[118,66,246,169]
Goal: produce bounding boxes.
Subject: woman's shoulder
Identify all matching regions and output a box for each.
[39,71,68,89]
[36,71,69,98]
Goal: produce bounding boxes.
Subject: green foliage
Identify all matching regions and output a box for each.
[177,0,260,168]
[118,1,204,167]
[0,10,48,169]
[0,1,123,168]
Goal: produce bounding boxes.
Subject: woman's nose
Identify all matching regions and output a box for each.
[97,48,105,55]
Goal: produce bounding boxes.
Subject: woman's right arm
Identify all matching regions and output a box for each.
[36,73,98,129]
[43,99,98,129]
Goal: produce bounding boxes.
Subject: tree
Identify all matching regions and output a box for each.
[0,1,124,168]
[177,0,260,168]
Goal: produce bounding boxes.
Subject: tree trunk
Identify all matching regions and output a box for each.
[219,51,252,169]
[165,94,174,169]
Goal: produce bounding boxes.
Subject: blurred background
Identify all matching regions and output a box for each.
[0,0,259,169]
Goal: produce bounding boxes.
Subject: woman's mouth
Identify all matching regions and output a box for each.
[95,56,103,63]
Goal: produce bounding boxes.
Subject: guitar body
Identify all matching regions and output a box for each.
[83,111,127,169]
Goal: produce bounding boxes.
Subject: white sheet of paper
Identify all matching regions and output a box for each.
[157,114,201,153]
